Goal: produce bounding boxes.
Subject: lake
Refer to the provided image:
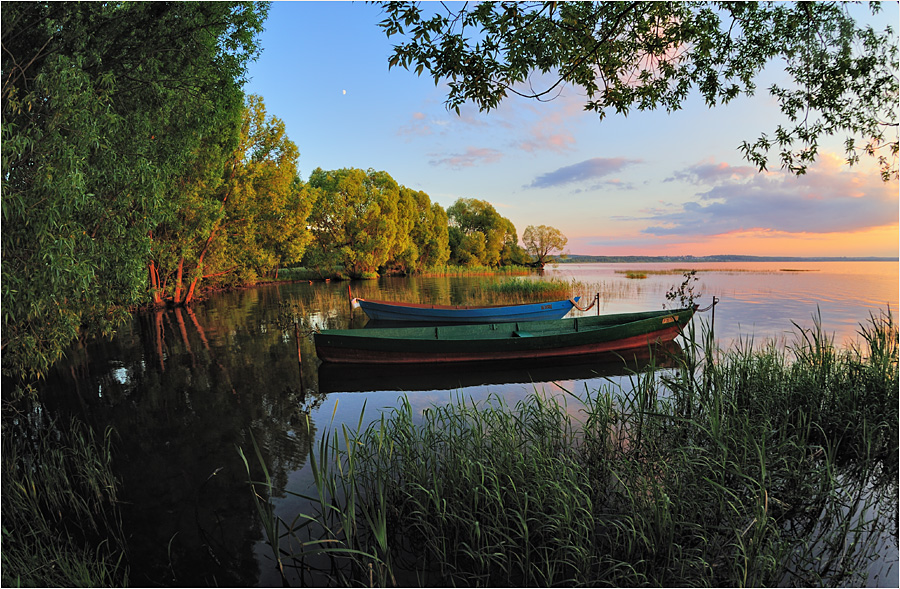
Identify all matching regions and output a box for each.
[36,262,898,586]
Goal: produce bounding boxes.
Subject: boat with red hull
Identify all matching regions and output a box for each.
[315,307,695,365]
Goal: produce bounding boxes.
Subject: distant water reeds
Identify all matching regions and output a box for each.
[277,267,350,281]
[479,277,572,300]
[419,264,533,277]
[1,413,128,587]
[244,309,898,587]
[277,265,534,282]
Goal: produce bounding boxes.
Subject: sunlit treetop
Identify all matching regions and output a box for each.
[377,1,898,181]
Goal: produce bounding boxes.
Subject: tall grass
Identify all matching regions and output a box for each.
[416,264,533,277]
[1,410,128,587]
[244,309,897,587]
[478,277,574,301]
[276,265,534,282]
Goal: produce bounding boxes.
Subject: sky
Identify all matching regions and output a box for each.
[243,1,899,258]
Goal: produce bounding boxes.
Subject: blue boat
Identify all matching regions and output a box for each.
[353,296,582,323]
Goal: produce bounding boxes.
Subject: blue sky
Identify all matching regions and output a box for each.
[244,1,899,257]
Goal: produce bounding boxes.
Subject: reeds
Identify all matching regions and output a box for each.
[1,411,128,587]
[416,265,533,277]
[244,309,898,587]
[277,265,535,281]
[479,277,573,299]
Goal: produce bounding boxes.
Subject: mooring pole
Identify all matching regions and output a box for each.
[294,321,304,395]
[712,296,718,336]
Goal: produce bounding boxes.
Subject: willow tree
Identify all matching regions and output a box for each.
[523,225,568,267]
[305,168,404,278]
[378,1,898,180]
[382,187,451,273]
[382,186,419,273]
[1,2,268,382]
[412,193,451,270]
[447,198,521,267]
[149,95,310,304]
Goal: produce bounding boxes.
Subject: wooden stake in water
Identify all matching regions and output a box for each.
[294,321,304,395]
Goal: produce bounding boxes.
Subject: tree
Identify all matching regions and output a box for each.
[133,91,313,307]
[523,225,568,267]
[2,2,268,381]
[447,198,519,266]
[305,168,404,278]
[382,186,418,273]
[378,1,898,180]
[385,187,451,273]
[416,200,451,269]
[157,94,311,303]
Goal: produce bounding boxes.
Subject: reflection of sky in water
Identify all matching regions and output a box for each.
[548,262,898,348]
[113,367,129,384]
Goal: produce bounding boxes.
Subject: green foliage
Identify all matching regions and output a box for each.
[665,270,702,309]
[148,94,309,302]
[214,95,312,283]
[522,224,568,266]
[447,198,524,266]
[305,168,450,277]
[305,168,401,277]
[378,1,898,180]
[2,413,127,587]
[480,277,574,301]
[1,1,268,382]
[397,188,451,273]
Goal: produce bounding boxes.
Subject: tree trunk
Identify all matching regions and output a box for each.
[183,230,216,305]
[148,260,162,305]
[173,257,184,304]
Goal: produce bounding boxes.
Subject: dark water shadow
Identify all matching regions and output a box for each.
[316,341,683,394]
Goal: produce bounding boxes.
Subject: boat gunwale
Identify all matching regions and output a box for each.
[356,297,579,311]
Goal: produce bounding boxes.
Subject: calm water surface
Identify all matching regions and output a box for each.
[36,262,898,586]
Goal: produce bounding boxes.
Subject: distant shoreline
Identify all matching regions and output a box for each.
[559,255,898,263]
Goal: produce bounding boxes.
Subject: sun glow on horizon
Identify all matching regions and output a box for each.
[569,223,899,258]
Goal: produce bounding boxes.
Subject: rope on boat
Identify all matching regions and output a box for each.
[569,294,598,313]
[695,296,719,313]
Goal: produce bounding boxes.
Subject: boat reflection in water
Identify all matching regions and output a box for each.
[316,340,683,394]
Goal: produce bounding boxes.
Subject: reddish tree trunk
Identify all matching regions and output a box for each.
[173,257,185,304]
[148,260,162,305]
[183,229,217,305]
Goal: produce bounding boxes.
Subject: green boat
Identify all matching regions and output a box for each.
[314,307,695,364]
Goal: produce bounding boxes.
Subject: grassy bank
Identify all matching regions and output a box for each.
[1,410,128,587]
[246,310,898,587]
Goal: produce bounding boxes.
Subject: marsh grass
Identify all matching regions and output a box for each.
[477,277,574,301]
[278,267,351,281]
[277,265,533,282]
[417,264,533,277]
[1,411,128,587]
[244,309,897,586]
